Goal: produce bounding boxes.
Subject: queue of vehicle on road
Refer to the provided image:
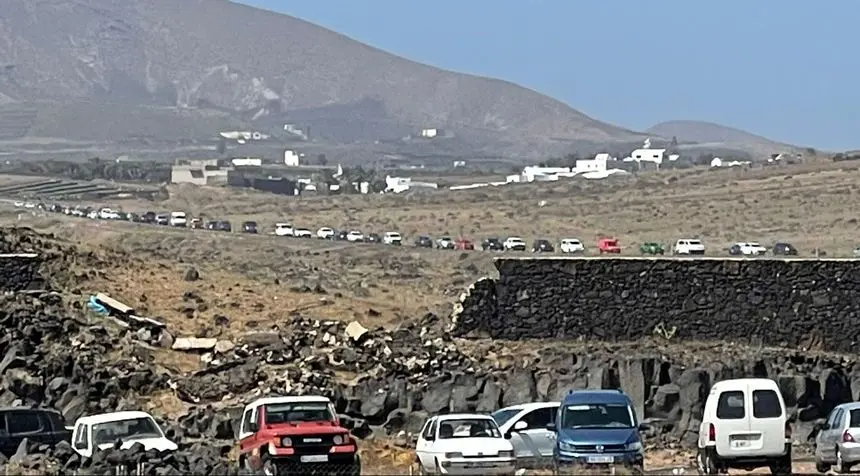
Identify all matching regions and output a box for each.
[15,202,825,258]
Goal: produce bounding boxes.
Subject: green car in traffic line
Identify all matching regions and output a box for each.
[639,242,665,255]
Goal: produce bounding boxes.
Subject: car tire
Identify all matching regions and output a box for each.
[836,447,850,473]
[696,448,718,475]
[815,458,831,474]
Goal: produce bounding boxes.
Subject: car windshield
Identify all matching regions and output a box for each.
[437,418,501,439]
[264,402,334,424]
[245,222,257,227]
[560,404,634,429]
[688,240,702,245]
[490,409,521,427]
[92,417,163,446]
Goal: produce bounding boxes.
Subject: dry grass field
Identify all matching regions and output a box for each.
[2,158,859,340]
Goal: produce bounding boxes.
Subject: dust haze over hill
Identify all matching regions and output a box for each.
[0,0,653,161]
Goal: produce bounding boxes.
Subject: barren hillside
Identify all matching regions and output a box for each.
[647,120,804,157]
[0,0,643,158]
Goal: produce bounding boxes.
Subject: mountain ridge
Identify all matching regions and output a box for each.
[646,120,802,153]
[0,0,647,159]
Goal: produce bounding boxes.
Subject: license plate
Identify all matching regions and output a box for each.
[586,456,614,464]
[731,440,751,448]
[300,455,329,463]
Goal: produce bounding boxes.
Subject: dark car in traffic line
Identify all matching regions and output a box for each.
[532,239,555,253]
[482,237,504,251]
[772,242,799,256]
[242,221,258,234]
[414,235,434,248]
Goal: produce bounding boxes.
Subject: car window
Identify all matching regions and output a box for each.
[74,424,89,449]
[752,390,782,418]
[834,409,845,428]
[437,419,502,439]
[827,409,840,428]
[421,419,437,440]
[521,407,556,429]
[849,410,860,428]
[6,411,43,434]
[716,391,745,419]
[490,409,521,428]
[241,408,254,433]
[46,412,65,431]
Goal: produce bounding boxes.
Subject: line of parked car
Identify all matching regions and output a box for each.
[9,376,845,475]
[17,202,849,257]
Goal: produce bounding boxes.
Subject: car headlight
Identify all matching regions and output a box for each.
[558,441,576,451]
[281,437,292,447]
[332,435,344,445]
[497,450,513,458]
[444,452,463,459]
[626,440,643,452]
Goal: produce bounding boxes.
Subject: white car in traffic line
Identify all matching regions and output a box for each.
[71,411,177,458]
[98,208,120,220]
[293,228,312,238]
[673,238,706,255]
[415,413,515,475]
[560,238,585,254]
[383,232,402,245]
[316,227,335,239]
[274,223,294,236]
[168,211,187,227]
[346,231,364,242]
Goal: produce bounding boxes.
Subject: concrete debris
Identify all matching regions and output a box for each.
[172,337,217,352]
[344,320,369,342]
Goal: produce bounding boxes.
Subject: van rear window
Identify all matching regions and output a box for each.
[752,390,782,418]
[717,391,745,419]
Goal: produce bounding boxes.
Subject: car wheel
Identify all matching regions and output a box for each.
[260,455,277,476]
[837,447,850,473]
[696,448,718,475]
[815,456,831,474]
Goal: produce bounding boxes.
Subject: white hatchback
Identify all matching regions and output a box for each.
[416,414,515,475]
[346,231,364,242]
[274,223,294,236]
[560,238,585,254]
[316,227,335,239]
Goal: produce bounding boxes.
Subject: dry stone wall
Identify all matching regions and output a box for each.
[451,257,860,352]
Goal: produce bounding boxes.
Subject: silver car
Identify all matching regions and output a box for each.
[814,402,860,473]
[491,402,559,469]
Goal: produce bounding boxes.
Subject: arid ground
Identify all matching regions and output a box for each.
[0,158,856,473]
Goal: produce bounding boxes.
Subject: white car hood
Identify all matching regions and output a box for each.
[432,437,513,456]
[97,437,178,453]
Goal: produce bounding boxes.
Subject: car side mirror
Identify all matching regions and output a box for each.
[513,421,528,431]
[638,422,650,432]
[546,422,556,432]
[504,432,512,440]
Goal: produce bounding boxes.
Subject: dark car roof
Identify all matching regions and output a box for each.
[0,407,62,414]
[562,390,632,406]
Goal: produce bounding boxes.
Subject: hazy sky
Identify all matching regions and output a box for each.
[238,0,857,150]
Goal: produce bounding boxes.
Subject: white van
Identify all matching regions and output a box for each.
[696,378,791,475]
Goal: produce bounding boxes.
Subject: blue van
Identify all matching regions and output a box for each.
[547,389,646,473]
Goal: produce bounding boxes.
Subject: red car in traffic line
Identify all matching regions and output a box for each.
[597,237,622,254]
[454,238,475,250]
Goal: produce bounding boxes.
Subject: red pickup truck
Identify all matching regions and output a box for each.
[237,396,361,476]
